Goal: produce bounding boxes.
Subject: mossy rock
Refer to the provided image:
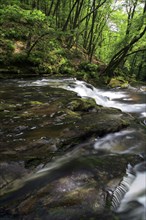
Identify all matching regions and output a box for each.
[108,77,129,88]
[66,109,81,119]
[67,98,98,112]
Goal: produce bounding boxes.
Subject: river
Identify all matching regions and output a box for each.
[0,78,146,220]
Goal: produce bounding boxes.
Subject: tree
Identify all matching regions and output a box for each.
[104,0,146,76]
[104,26,146,76]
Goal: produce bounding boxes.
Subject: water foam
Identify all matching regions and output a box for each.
[111,162,146,219]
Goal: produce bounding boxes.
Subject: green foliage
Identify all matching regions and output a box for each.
[25,9,46,24]
[0,0,20,7]
[78,62,99,80]
[59,64,75,75]
[0,5,46,25]
[0,38,14,64]
[0,5,25,23]
[0,6,47,47]
[0,0,145,81]
[79,62,98,72]
[10,53,28,64]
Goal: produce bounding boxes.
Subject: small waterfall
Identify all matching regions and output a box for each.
[111,162,146,220]
[111,164,135,211]
[19,78,146,115]
[64,80,146,114]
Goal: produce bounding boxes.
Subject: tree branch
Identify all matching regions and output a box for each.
[75,0,107,29]
[125,48,146,57]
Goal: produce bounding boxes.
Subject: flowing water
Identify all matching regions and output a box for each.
[20,78,146,154]
[0,78,146,219]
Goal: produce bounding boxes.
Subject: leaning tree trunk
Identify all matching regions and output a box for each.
[104,26,146,77]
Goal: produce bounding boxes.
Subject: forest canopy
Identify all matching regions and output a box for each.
[0,0,146,81]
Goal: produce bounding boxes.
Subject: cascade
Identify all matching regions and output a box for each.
[24,78,146,115]
[17,78,146,219]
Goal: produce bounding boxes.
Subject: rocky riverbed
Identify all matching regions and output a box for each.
[0,79,144,219]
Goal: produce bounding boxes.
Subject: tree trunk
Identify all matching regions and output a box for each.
[62,0,79,31]
[104,26,146,76]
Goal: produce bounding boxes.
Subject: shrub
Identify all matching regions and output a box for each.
[79,62,98,72]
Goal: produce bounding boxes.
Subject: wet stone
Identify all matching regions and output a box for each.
[0,154,141,220]
[0,79,144,219]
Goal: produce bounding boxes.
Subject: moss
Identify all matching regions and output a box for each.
[67,98,97,112]
[66,109,81,119]
[108,77,129,88]
[120,119,130,126]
